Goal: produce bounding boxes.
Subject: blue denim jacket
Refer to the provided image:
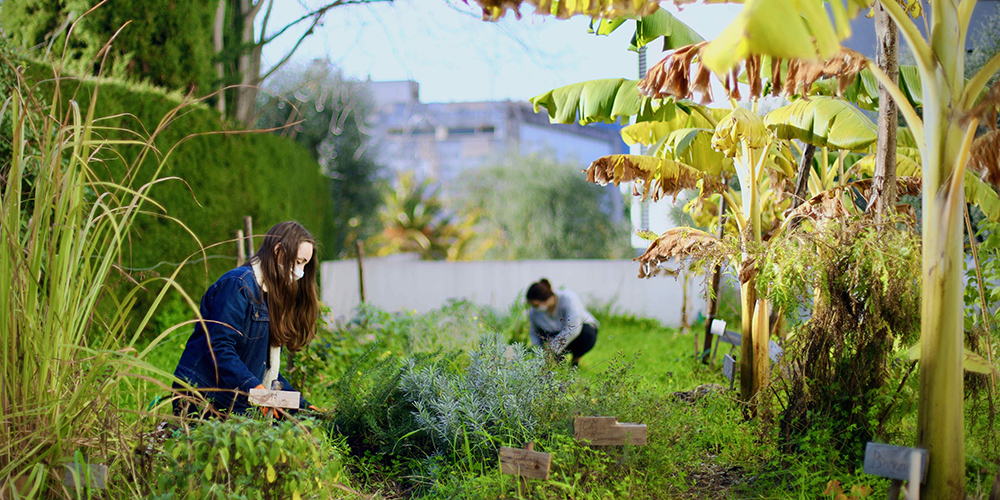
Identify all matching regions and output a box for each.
[173,266,308,414]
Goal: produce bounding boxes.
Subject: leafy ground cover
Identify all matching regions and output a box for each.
[135,299,998,499]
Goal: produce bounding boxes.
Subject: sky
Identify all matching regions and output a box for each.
[260,0,742,104]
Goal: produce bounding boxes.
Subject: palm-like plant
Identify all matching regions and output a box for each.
[369,172,491,261]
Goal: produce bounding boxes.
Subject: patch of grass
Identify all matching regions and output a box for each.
[582,313,726,392]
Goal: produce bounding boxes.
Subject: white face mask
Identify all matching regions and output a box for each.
[290,265,305,282]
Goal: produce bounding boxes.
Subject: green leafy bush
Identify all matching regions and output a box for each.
[1,0,216,96]
[151,416,346,500]
[758,217,922,462]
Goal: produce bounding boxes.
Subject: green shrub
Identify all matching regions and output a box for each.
[758,217,922,464]
[400,333,549,457]
[151,416,347,500]
[317,345,432,463]
[1,0,216,96]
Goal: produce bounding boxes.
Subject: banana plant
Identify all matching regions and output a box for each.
[691,0,1000,494]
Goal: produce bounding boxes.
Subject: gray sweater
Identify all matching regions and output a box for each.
[527,289,598,354]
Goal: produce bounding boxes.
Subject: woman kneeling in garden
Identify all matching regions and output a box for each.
[172,221,319,416]
[526,278,599,367]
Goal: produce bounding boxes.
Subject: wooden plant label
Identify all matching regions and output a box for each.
[499,443,551,480]
[248,389,300,409]
[863,442,928,482]
[574,417,648,446]
[64,464,107,489]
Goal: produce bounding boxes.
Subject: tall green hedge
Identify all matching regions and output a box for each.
[22,61,331,324]
[1,0,217,96]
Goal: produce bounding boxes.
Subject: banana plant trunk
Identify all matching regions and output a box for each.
[740,280,757,403]
[740,158,768,405]
[917,80,967,500]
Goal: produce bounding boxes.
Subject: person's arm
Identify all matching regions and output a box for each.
[527,310,543,346]
[200,278,263,394]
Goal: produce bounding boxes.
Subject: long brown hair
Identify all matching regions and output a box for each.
[249,221,320,351]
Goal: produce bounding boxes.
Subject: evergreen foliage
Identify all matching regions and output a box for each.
[0,1,217,96]
[457,154,631,260]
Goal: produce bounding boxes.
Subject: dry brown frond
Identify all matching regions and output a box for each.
[780,47,867,97]
[639,42,709,102]
[640,45,866,103]
[635,227,723,278]
[969,129,1000,189]
[585,154,725,201]
[786,177,921,223]
[966,81,1000,131]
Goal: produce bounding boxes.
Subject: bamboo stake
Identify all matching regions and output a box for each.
[356,241,366,303]
[243,216,254,256]
[235,230,246,267]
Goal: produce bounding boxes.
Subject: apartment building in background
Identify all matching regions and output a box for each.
[364,80,628,222]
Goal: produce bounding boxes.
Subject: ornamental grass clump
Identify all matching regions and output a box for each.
[0,55,192,497]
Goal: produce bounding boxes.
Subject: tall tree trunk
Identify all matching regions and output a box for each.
[234,0,261,125]
[214,0,227,115]
[870,1,899,219]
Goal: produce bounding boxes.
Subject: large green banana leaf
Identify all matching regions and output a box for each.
[530,79,676,125]
[592,9,705,51]
[621,109,733,176]
[585,154,726,201]
[470,0,662,21]
[620,107,729,144]
[853,149,922,177]
[966,172,1000,222]
[811,66,923,112]
[699,0,868,74]
[764,96,876,152]
[631,9,705,51]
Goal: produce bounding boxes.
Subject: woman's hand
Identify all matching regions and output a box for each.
[252,384,279,418]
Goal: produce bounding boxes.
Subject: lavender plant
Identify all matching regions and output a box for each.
[400,332,551,456]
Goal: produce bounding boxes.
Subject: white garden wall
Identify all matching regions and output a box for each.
[320,254,706,326]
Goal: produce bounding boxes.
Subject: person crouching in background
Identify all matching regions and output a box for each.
[525,278,599,367]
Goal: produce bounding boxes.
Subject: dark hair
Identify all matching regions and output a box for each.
[526,278,554,302]
[249,221,320,351]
